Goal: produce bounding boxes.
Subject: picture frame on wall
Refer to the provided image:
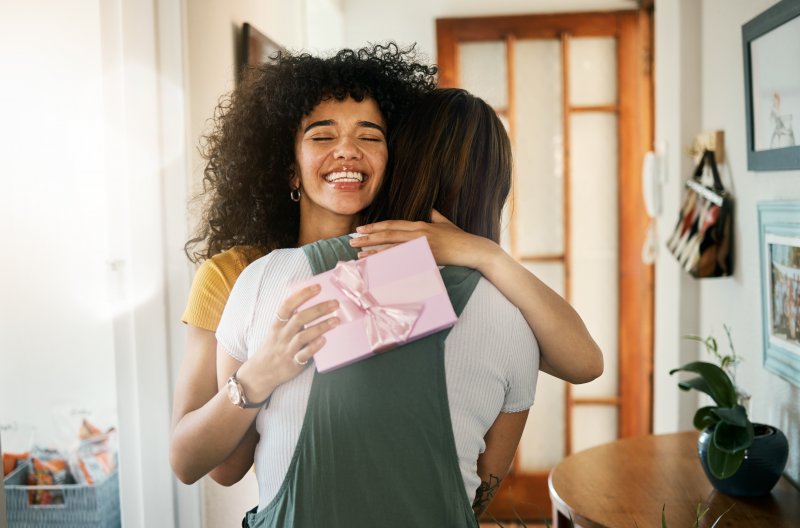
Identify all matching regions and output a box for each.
[239,23,282,82]
[743,0,800,171]
[758,201,800,387]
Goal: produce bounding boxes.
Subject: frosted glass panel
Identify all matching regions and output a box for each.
[458,41,508,109]
[524,261,565,299]
[570,111,618,398]
[570,113,619,257]
[571,256,618,397]
[518,373,565,470]
[571,405,618,454]
[513,39,564,256]
[569,37,617,106]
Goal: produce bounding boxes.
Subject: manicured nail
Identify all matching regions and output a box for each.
[328,317,340,327]
[356,225,368,233]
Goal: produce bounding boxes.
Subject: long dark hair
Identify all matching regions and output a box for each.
[366,88,512,242]
[185,43,438,262]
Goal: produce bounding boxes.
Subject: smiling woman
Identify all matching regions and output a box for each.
[170,43,438,489]
[293,97,389,243]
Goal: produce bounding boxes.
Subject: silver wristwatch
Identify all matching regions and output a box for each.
[226,370,269,409]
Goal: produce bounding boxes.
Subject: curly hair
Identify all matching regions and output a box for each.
[185,43,438,263]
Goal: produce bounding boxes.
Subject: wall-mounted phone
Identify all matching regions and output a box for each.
[642,141,666,218]
[642,151,661,218]
[641,142,666,264]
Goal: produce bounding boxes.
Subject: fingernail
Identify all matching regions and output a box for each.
[328,300,339,309]
[328,317,340,326]
[356,225,367,233]
[357,252,367,259]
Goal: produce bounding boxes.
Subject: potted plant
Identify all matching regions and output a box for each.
[670,326,789,496]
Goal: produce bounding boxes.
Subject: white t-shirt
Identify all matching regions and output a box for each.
[217,247,539,510]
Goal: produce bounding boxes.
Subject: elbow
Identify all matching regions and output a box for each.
[209,465,245,487]
[577,345,604,384]
[170,445,201,485]
[171,464,201,486]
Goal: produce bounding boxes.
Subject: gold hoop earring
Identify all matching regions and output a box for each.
[290,188,301,202]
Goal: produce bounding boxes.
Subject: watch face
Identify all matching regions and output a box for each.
[227,379,242,406]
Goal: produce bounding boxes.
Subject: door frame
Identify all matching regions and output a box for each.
[436,8,654,521]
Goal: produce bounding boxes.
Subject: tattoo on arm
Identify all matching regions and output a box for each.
[472,473,503,517]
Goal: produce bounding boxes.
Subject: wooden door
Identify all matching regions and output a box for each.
[437,9,654,522]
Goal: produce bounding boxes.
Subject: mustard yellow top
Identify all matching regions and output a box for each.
[181,245,265,331]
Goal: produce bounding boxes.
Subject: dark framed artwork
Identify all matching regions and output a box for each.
[758,201,800,387]
[742,0,800,171]
[239,23,282,82]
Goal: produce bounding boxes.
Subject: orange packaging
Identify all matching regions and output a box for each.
[27,456,68,505]
[3,452,29,476]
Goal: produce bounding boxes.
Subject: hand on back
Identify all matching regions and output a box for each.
[350,210,499,270]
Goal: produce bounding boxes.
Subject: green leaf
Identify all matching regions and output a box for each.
[669,362,737,407]
[661,504,667,528]
[706,437,745,478]
[713,421,754,454]
[677,376,716,400]
[693,407,720,430]
[710,405,749,427]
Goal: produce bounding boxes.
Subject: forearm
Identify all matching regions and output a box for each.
[473,410,530,518]
[472,472,503,518]
[476,246,604,384]
[170,388,260,484]
[208,424,259,486]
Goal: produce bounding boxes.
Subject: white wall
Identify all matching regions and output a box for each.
[698,0,800,484]
[2,0,182,527]
[0,0,116,446]
[654,0,800,485]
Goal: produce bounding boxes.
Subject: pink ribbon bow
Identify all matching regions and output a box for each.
[330,259,423,352]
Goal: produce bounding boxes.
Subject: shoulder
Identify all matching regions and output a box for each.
[462,277,537,346]
[230,247,312,298]
[183,245,266,331]
[206,245,265,278]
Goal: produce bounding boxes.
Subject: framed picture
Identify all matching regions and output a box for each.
[238,23,282,82]
[743,0,800,171]
[758,201,800,387]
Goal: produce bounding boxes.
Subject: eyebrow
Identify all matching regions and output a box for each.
[303,120,386,136]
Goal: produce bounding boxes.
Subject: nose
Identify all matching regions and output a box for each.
[333,136,362,160]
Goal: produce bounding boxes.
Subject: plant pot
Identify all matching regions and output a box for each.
[697,423,789,497]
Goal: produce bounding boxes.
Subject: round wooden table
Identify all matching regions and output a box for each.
[548,431,800,527]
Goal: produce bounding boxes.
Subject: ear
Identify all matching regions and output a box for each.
[289,165,301,190]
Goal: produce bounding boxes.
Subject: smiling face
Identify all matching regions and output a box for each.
[293,96,388,233]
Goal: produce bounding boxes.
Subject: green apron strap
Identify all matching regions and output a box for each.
[250,236,481,528]
[302,235,357,274]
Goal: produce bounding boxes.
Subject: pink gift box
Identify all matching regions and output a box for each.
[293,236,456,372]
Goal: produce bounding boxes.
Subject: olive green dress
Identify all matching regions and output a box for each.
[246,236,481,528]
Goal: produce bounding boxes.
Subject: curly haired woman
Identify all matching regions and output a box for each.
[170,43,438,485]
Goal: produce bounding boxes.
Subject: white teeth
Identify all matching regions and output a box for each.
[324,171,364,183]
